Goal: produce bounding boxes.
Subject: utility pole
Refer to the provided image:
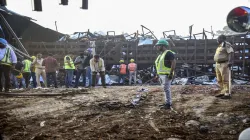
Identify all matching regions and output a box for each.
[55,21,58,32]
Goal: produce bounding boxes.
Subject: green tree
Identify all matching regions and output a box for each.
[216,26,237,35]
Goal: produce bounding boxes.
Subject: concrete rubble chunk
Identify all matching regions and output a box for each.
[242,118,250,124]
[185,120,200,127]
[199,126,209,133]
[217,113,224,117]
[172,78,188,85]
[40,121,45,127]
[229,130,237,135]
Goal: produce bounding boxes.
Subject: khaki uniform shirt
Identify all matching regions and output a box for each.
[214,42,234,62]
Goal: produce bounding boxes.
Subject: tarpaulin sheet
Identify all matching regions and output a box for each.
[138,38,153,46]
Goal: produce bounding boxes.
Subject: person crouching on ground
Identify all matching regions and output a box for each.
[90,54,106,88]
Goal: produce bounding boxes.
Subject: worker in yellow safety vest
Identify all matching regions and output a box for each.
[128,59,137,85]
[0,38,17,93]
[119,59,127,85]
[155,39,176,110]
[22,57,32,88]
[64,52,75,88]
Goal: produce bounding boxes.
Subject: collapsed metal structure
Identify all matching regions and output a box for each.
[24,26,250,81]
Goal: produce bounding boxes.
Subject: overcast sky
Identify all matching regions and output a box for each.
[6,0,250,38]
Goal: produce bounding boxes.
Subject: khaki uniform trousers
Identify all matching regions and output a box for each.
[35,68,47,88]
[215,62,229,94]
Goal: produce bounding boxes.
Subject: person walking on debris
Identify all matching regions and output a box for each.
[214,35,234,99]
[119,59,127,85]
[32,53,47,88]
[64,52,75,88]
[128,59,137,85]
[42,53,58,88]
[74,52,87,88]
[30,56,37,88]
[22,57,32,88]
[155,39,176,109]
[90,54,106,88]
[0,38,17,93]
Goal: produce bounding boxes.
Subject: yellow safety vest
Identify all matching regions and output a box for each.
[23,59,31,72]
[155,50,175,75]
[64,55,75,69]
[0,48,11,66]
[92,59,103,70]
[98,60,102,68]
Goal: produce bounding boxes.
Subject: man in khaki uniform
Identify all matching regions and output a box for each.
[214,35,234,99]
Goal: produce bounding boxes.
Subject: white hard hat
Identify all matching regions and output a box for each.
[239,128,250,140]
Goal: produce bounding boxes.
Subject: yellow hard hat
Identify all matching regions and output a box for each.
[16,73,23,79]
[119,60,124,63]
[130,59,135,62]
[31,56,36,59]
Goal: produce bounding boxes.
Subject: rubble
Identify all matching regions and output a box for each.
[0,85,250,140]
[229,130,237,135]
[217,113,224,117]
[242,118,250,124]
[185,120,200,127]
[199,126,209,134]
[194,75,210,83]
[234,79,248,85]
[40,121,45,127]
[172,78,188,85]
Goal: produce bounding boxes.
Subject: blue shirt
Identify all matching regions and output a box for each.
[0,44,17,64]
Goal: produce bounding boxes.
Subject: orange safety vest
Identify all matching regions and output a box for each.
[128,63,136,72]
[120,64,127,74]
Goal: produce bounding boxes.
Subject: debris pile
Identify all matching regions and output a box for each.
[0,85,249,140]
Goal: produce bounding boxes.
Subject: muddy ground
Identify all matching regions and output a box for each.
[0,85,250,140]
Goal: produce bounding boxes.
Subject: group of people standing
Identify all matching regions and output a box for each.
[64,52,107,88]
[118,59,137,85]
[0,36,108,92]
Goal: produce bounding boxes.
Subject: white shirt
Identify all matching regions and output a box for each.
[32,58,45,69]
[90,58,105,72]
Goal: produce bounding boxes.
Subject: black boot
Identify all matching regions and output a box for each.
[159,103,172,110]
[220,94,232,99]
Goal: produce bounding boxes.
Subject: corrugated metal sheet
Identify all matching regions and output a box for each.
[0,6,64,42]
